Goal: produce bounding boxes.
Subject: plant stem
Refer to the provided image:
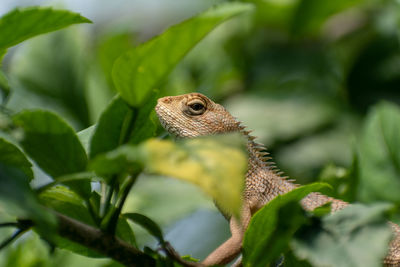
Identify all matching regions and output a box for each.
[106,171,140,236]
[102,176,117,218]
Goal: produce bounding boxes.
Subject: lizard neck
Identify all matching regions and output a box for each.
[240,129,297,206]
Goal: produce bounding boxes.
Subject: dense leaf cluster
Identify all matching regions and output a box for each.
[0,1,400,267]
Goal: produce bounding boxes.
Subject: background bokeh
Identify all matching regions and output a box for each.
[1,0,400,266]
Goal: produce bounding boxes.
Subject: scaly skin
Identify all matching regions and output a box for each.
[155,92,400,266]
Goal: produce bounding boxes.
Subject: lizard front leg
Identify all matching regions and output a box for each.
[202,216,243,265]
[202,204,253,266]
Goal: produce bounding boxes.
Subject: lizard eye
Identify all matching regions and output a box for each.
[190,103,204,111]
[186,99,206,115]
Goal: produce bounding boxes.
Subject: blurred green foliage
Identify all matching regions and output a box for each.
[291,203,393,267]
[243,183,329,266]
[1,0,400,266]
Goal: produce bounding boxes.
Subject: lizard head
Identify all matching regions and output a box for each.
[155,93,239,137]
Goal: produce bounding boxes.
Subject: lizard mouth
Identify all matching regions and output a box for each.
[155,103,179,136]
[155,103,167,128]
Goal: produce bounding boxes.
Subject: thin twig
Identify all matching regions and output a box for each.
[103,176,117,218]
[0,222,19,228]
[0,229,25,250]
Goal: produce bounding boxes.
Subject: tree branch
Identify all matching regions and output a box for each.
[55,212,155,266]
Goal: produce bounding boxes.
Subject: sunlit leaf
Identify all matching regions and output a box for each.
[0,7,91,50]
[242,183,329,267]
[143,134,247,217]
[357,102,400,204]
[291,203,393,267]
[112,2,253,106]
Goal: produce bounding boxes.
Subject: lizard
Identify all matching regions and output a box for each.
[155,92,400,266]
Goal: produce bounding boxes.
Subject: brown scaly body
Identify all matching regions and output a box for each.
[155,92,400,266]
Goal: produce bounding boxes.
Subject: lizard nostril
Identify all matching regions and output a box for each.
[159,96,172,104]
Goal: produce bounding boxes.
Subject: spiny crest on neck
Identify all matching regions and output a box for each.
[236,120,294,182]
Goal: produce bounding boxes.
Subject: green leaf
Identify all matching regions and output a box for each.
[242,183,329,267]
[0,162,55,232]
[284,250,313,267]
[128,92,159,145]
[116,217,137,248]
[53,237,102,258]
[123,213,164,243]
[0,137,33,181]
[112,2,253,106]
[357,102,400,204]
[0,7,91,50]
[39,186,94,225]
[291,203,393,267]
[77,125,95,153]
[13,110,90,198]
[89,94,158,159]
[246,202,305,267]
[311,202,332,217]
[90,134,247,217]
[1,232,61,267]
[89,96,131,158]
[36,172,96,194]
[181,255,200,262]
[0,70,10,101]
[89,145,141,178]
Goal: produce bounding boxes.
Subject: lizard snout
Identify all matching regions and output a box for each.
[157,96,173,105]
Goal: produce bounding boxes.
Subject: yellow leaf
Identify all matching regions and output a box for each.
[141,134,247,217]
